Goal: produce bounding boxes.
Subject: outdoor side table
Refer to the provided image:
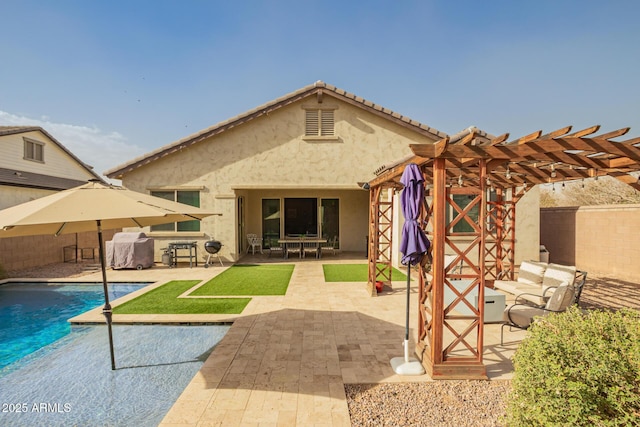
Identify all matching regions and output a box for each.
[442,280,506,323]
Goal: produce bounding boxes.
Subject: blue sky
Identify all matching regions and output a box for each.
[1,1,639,178]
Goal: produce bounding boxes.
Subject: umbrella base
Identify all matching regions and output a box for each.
[390,357,426,376]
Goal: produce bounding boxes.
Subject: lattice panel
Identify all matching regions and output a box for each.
[368,185,394,290]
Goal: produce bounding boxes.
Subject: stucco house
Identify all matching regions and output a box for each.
[0,126,109,272]
[106,81,540,264]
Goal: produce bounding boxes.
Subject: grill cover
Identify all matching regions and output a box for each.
[106,232,154,270]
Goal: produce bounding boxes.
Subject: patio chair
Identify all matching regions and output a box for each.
[320,236,337,256]
[246,234,263,255]
[266,241,284,258]
[302,239,319,259]
[500,282,576,345]
[285,239,302,259]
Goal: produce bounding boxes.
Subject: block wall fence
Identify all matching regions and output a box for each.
[540,204,640,281]
[0,229,119,274]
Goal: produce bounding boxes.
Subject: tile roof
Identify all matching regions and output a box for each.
[106,81,448,179]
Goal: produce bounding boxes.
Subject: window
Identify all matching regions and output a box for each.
[24,138,44,162]
[150,190,200,232]
[305,109,335,137]
[447,194,480,233]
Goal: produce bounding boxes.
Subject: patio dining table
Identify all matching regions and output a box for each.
[277,237,327,259]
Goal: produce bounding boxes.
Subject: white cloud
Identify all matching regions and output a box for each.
[0,111,146,182]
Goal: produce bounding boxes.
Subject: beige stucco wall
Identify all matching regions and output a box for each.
[120,95,437,261]
[540,204,640,280]
[0,185,56,210]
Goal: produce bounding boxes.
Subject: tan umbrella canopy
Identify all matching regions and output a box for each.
[0,180,220,370]
[0,180,215,237]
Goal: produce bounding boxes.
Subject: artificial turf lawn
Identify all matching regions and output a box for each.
[322,264,408,282]
[113,280,251,314]
[190,264,295,296]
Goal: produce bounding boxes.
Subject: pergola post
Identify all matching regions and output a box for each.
[367,184,394,296]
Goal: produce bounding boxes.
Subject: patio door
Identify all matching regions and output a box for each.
[284,198,318,236]
[320,198,339,248]
[262,199,281,248]
[237,196,245,254]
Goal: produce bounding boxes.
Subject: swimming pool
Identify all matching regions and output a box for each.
[0,282,147,369]
[0,282,231,426]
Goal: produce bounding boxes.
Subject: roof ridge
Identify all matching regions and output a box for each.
[106,81,447,178]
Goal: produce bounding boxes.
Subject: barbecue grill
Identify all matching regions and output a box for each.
[203,240,223,267]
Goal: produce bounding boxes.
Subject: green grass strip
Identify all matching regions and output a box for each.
[322,264,408,282]
[113,280,251,314]
[191,264,295,296]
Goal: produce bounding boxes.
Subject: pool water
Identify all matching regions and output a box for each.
[0,282,146,369]
[0,323,229,427]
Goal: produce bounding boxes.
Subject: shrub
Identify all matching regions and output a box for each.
[505,306,640,426]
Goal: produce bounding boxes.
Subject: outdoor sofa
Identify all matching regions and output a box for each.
[493,260,587,306]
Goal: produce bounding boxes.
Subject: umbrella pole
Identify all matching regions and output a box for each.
[97,220,116,370]
[390,263,425,375]
[404,266,411,362]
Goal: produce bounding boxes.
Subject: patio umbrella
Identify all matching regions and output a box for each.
[0,180,219,370]
[391,163,430,375]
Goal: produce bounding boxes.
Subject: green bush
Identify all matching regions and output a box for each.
[505,306,640,426]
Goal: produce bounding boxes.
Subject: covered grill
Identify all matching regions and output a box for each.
[203,240,223,267]
[106,232,155,270]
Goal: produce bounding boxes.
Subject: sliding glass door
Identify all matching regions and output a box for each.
[261,197,339,247]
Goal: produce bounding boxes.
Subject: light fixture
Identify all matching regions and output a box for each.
[486,177,491,186]
[505,166,511,180]
[552,183,556,192]
[458,174,463,187]
[581,179,585,188]
[562,182,566,189]
[550,164,557,178]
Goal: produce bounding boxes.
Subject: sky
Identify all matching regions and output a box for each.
[1,0,639,180]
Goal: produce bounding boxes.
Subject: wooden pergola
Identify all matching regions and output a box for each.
[367,125,640,379]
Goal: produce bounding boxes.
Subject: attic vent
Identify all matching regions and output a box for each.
[305,109,335,137]
[320,110,334,136]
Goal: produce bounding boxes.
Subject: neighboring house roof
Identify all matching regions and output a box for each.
[0,167,89,191]
[105,81,449,179]
[0,126,104,184]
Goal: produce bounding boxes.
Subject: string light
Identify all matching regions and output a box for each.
[581,179,585,188]
[505,166,511,180]
[550,164,557,178]
[458,174,463,187]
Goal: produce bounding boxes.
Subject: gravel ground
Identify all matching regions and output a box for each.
[5,264,638,426]
[346,381,511,427]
